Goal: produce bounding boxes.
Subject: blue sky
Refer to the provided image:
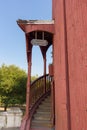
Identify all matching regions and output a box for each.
[0,0,52,76]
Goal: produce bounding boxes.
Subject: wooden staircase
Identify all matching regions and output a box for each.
[20,75,54,130]
[30,95,53,130]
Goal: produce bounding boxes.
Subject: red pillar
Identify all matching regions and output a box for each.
[25,35,32,117]
[20,35,32,130]
[43,53,46,76]
[43,53,46,92]
[40,47,47,93]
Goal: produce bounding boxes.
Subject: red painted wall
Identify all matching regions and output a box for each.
[53,0,69,130]
[53,0,87,130]
[66,0,87,130]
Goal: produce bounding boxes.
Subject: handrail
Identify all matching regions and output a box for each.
[29,74,51,110]
[21,74,51,130]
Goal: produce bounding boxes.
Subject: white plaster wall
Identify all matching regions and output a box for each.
[0,107,23,130]
[0,112,7,128]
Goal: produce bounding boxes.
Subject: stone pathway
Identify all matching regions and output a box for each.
[1,127,19,130]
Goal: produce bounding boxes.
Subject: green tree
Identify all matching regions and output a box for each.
[31,74,38,82]
[0,64,27,111]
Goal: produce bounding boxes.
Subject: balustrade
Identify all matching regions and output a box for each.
[29,74,51,110]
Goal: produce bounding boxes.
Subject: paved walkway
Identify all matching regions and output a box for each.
[1,127,20,130]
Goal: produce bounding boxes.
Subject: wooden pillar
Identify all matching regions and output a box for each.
[25,35,32,116]
[20,35,32,130]
[43,53,46,92]
[51,77,55,127]
[40,46,47,93]
[43,53,46,75]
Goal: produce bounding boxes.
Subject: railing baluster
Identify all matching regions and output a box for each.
[29,74,51,110]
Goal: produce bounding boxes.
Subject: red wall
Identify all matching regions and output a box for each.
[53,0,87,130]
[53,0,69,130]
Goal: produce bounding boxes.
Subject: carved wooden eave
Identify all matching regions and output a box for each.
[17,19,54,34]
[17,19,54,63]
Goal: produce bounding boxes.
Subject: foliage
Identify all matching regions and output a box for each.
[31,74,38,82]
[0,64,27,111]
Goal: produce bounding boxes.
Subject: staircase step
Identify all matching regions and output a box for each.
[42,101,51,105]
[39,101,51,105]
[30,128,54,130]
[36,110,51,115]
[36,108,51,112]
[44,98,51,102]
[34,113,51,118]
[33,115,51,121]
[31,120,52,128]
[38,106,51,110]
[31,95,53,129]
[30,128,53,130]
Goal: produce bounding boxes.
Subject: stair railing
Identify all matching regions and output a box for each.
[29,74,51,110]
[22,74,51,130]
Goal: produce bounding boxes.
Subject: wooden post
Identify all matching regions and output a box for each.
[43,53,46,92]
[51,77,55,127]
[25,35,32,117]
[26,54,32,116]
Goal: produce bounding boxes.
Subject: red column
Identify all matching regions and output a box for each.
[25,35,32,117]
[26,53,32,116]
[20,35,32,130]
[43,53,46,92]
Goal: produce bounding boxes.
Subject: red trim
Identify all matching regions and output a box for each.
[17,24,54,34]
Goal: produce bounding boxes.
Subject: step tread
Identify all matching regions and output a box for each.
[31,95,52,128]
[36,108,51,112]
[33,116,51,120]
[34,113,51,117]
[31,121,52,127]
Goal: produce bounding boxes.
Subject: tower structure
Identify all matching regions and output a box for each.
[17,0,87,130]
[52,0,87,130]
